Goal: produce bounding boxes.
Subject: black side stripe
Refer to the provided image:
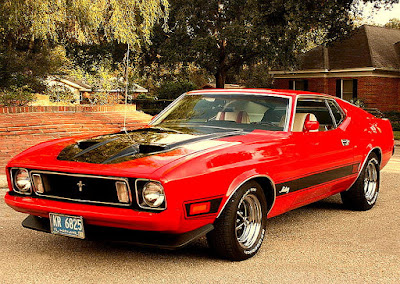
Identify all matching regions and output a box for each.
[276,163,358,196]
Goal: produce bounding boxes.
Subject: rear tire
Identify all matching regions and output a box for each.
[341,153,380,211]
[207,181,267,261]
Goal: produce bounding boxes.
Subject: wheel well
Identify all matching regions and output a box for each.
[253,177,275,214]
[371,148,382,165]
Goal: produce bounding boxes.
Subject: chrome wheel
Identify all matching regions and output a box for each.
[364,159,378,205]
[235,189,263,249]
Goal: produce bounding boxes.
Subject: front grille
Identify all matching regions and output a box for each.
[31,171,132,207]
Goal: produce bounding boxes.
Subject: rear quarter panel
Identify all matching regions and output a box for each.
[337,100,394,169]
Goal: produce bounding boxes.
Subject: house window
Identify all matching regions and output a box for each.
[289,80,308,91]
[336,79,357,101]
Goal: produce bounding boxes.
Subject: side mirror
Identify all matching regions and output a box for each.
[304,120,319,132]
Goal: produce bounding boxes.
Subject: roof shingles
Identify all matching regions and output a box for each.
[298,25,400,71]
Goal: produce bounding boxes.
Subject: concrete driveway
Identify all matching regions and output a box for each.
[0,152,399,283]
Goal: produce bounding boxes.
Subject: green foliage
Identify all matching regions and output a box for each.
[384,18,400,29]
[236,63,273,88]
[87,92,110,105]
[147,0,398,88]
[393,131,400,140]
[384,111,400,131]
[136,93,156,100]
[157,80,197,100]
[350,98,366,108]
[0,86,36,106]
[0,45,71,92]
[0,0,169,47]
[0,0,169,105]
[45,84,76,104]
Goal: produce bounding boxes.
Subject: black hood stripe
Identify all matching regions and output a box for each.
[58,127,243,164]
[73,137,119,159]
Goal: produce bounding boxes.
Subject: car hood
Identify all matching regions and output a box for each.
[57,126,243,164]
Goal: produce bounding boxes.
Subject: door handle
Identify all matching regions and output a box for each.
[341,139,350,146]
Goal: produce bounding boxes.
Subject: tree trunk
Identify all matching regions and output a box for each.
[216,70,226,89]
[215,39,227,88]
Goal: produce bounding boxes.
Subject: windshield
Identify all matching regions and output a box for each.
[152,93,290,131]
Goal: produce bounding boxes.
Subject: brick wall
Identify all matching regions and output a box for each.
[272,76,400,111]
[0,104,137,114]
[357,77,400,111]
[0,110,152,172]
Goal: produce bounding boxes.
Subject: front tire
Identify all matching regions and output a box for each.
[207,181,267,261]
[341,153,380,211]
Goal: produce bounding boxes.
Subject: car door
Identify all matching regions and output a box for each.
[278,97,355,207]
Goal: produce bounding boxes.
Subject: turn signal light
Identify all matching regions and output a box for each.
[189,202,211,215]
[115,181,130,204]
[32,174,44,194]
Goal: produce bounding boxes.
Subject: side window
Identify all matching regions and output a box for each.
[295,99,335,131]
[327,100,345,126]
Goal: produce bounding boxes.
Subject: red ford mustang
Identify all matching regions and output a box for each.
[4,89,394,260]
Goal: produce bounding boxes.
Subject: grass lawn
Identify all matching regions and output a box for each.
[394,131,400,141]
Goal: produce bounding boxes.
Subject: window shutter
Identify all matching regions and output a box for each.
[335,79,341,97]
[289,80,294,90]
[353,79,358,99]
[304,80,308,91]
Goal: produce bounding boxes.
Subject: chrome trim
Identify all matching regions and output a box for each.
[217,175,276,219]
[283,97,293,132]
[135,178,167,211]
[344,147,382,191]
[149,93,186,125]
[290,96,299,132]
[326,99,346,127]
[325,99,338,128]
[30,170,133,207]
[341,139,350,146]
[10,167,32,195]
[291,96,347,132]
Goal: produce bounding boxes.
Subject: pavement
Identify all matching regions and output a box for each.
[0,148,399,283]
[0,174,6,189]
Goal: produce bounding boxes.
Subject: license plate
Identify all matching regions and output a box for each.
[49,213,85,239]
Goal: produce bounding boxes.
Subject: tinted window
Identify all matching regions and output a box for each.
[296,99,335,131]
[154,94,290,131]
[327,100,345,126]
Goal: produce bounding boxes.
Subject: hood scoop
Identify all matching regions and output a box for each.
[139,144,168,154]
[57,127,243,164]
[77,141,99,150]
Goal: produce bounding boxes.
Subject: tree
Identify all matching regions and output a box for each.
[0,0,169,103]
[148,0,398,88]
[0,0,169,48]
[384,18,400,29]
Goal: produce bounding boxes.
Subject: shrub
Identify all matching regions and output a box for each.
[0,86,36,106]
[136,93,156,100]
[46,84,76,103]
[384,111,400,131]
[157,80,197,100]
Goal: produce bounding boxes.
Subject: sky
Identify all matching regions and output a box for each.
[360,2,400,25]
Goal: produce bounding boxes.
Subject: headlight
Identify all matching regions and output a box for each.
[14,169,32,194]
[142,181,165,208]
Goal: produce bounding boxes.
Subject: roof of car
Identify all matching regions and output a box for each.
[187,88,334,99]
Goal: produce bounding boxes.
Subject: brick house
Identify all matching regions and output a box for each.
[270,25,400,112]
